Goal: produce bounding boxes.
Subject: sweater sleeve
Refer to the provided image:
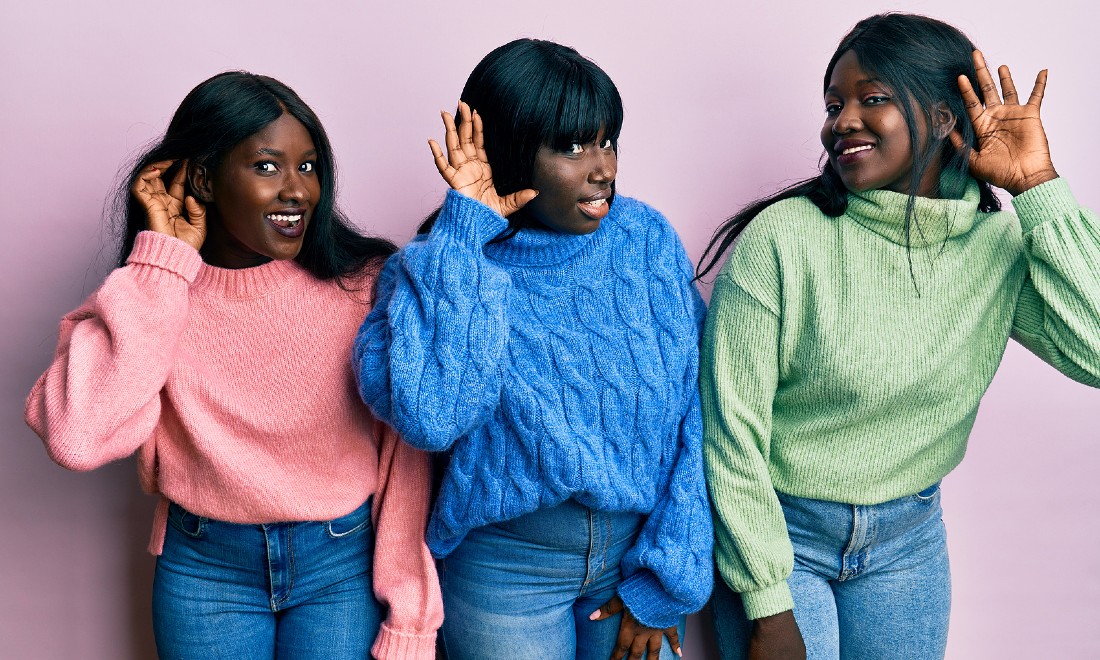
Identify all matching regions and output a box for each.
[701,259,795,620]
[1009,178,1100,387]
[617,224,714,629]
[24,231,202,471]
[353,190,512,451]
[369,419,443,660]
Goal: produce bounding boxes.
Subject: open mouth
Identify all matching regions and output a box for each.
[841,145,873,156]
[578,197,610,221]
[266,213,302,229]
[266,211,307,238]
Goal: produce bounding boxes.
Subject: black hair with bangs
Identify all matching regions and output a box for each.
[418,38,623,235]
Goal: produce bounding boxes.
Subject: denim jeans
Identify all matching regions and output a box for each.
[712,484,950,660]
[439,499,686,659]
[152,499,381,660]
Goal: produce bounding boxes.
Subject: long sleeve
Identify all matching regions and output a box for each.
[617,233,714,629]
[353,190,513,451]
[24,231,202,471]
[701,268,795,620]
[1010,178,1100,386]
[618,348,713,628]
[369,420,443,660]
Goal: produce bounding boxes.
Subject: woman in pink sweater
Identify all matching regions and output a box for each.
[24,72,441,659]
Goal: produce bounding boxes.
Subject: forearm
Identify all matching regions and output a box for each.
[369,421,442,659]
[701,277,794,619]
[356,190,513,450]
[25,231,199,469]
[1011,178,1100,385]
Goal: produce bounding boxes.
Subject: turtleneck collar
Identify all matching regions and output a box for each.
[845,176,982,247]
[192,257,305,299]
[483,212,604,267]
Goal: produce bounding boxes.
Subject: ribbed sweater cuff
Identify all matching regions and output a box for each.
[434,189,509,247]
[740,580,795,620]
[618,569,683,630]
[126,231,203,283]
[1013,177,1076,234]
[370,622,437,660]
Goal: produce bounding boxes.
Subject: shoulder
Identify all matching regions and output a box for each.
[742,195,829,247]
[604,195,689,258]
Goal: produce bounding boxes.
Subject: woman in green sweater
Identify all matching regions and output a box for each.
[698,13,1100,660]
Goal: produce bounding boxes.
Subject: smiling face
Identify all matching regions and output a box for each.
[821,50,940,197]
[521,128,617,235]
[197,112,320,269]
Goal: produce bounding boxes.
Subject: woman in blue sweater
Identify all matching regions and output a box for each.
[353,38,712,658]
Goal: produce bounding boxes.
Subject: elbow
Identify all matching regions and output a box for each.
[45,440,110,472]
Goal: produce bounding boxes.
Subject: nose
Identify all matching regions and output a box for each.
[589,148,617,183]
[832,104,863,136]
[279,171,309,203]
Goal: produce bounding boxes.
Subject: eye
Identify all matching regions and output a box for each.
[864,95,890,106]
[255,161,278,173]
[600,138,614,150]
[567,143,584,155]
[299,161,315,173]
[825,102,842,116]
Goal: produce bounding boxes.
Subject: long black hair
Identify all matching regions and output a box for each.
[418,38,624,235]
[114,71,394,281]
[696,13,1002,281]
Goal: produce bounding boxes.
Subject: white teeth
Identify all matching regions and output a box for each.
[583,199,606,207]
[841,145,874,155]
[268,214,302,226]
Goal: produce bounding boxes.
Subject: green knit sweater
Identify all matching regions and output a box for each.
[701,177,1100,620]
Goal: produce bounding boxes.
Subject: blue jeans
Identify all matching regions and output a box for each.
[712,484,950,660]
[440,499,686,659]
[152,499,381,660]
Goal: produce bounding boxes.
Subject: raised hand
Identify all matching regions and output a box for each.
[428,101,537,217]
[950,50,1058,196]
[590,595,682,659]
[131,160,207,250]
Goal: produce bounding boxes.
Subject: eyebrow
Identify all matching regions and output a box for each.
[825,78,885,94]
[256,148,318,158]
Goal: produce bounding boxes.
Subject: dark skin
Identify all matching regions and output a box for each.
[131,159,207,249]
[747,49,1059,660]
[429,102,681,658]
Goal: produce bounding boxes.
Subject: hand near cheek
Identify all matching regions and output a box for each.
[428,101,538,218]
[950,49,1058,196]
[590,595,682,660]
[131,160,207,251]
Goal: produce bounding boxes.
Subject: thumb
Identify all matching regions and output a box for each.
[589,595,624,621]
[184,196,207,228]
[499,189,538,217]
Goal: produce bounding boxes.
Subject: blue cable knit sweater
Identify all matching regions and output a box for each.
[354,190,713,628]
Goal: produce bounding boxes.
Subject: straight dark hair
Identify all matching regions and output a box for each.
[418,38,624,235]
[114,71,394,282]
[696,13,1002,282]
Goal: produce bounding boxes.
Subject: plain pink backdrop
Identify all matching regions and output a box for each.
[3,1,1098,658]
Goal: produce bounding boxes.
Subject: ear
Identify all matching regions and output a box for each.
[932,103,956,141]
[189,162,214,203]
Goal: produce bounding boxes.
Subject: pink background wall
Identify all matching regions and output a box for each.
[3,1,1097,658]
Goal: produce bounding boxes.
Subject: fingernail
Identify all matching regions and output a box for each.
[588,609,601,620]
[676,648,683,657]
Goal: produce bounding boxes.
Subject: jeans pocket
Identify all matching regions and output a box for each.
[911,482,941,504]
[325,499,373,539]
[167,503,205,538]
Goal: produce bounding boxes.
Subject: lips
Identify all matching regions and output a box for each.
[577,189,612,221]
[266,208,307,238]
[833,139,876,167]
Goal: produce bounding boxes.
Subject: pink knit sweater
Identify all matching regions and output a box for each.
[25,230,442,659]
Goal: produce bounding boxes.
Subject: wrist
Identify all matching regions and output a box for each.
[1009,168,1059,197]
